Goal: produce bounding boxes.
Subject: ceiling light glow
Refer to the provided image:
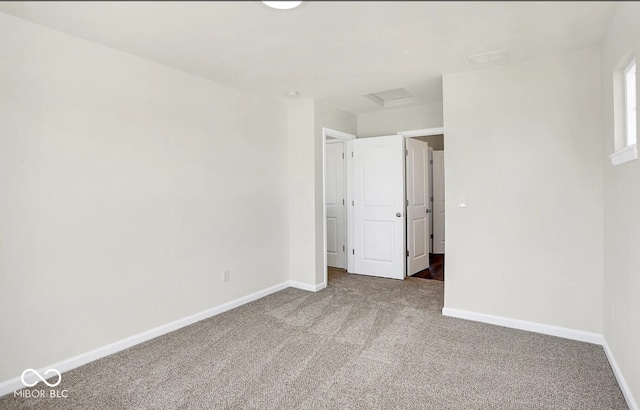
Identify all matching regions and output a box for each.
[262,1,303,10]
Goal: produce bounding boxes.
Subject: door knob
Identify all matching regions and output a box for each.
[426,209,432,214]
[396,212,402,217]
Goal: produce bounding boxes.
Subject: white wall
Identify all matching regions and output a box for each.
[357,102,443,138]
[442,47,604,333]
[0,13,289,382]
[286,99,316,286]
[602,2,640,406]
[286,99,357,287]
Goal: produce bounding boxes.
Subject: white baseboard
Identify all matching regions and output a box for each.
[602,338,639,410]
[441,307,603,345]
[443,307,638,409]
[289,280,326,292]
[2,288,635,409]
[0,281,290,397]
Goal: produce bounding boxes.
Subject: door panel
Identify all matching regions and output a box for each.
[363,221,394,261]
[363,146,394,206]
[326,141,346,268]
[406,138,430,275]
[326,217,338,255]
[412,218,427,258]
[352,136,404,279]
[433,150,445,254]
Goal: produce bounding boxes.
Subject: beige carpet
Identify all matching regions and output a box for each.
[1,270,627,409]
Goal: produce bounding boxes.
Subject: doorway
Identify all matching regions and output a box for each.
[322,127,445,286]
[400,128,445,281]
[322,128,356,286]
[325,138,347,270]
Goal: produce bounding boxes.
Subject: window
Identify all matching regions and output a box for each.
[610,57,638,166]
[625,59,637,146]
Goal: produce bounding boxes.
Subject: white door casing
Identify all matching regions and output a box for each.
[406,138,430,275]
[352,135,405,280]
[325,140,346,269]
[432,150,445,254]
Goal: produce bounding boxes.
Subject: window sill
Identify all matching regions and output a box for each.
[610,144,638,166]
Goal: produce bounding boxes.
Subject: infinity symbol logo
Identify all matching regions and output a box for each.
[20,369,62,388]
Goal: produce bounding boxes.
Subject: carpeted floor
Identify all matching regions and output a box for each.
[1,270,627,409]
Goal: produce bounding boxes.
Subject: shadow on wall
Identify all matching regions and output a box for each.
[414,134,444,150]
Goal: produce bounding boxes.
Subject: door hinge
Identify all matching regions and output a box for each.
[343,199,345,205]
[352,200,354,206]
[430,159,433,165]
[352,249,355,255]
[430,234,434,239]
[342,153,344,159]
[343,245,345,252]
[406,250,409,257]
[405,149,408,156]
[351,152,354,157]
[406,199,409,207]
[430,196,434,202]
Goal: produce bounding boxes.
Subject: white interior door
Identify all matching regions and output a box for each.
[352,135,405,280]
[406,138,430,275]
[325,140,346,269]
[428,148,434,254]
[432,150,445,254]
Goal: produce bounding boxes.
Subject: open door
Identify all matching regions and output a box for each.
[406,138,430,275]
[325,140,346,269]
[432,150,445,254]
[351,135,405,280]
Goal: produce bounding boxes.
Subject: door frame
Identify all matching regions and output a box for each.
[322,127,356,287]
[397,127,445,138]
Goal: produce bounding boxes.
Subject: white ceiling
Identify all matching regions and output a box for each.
[0,1,618,114]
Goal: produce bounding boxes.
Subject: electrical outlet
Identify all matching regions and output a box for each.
[222,269,230,283]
